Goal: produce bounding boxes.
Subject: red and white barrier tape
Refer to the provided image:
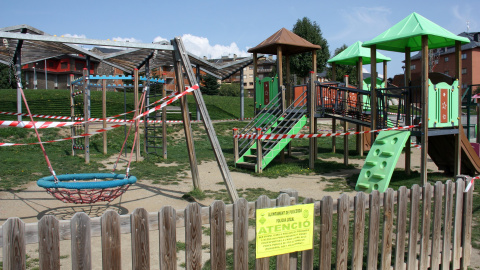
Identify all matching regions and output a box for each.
[0,123,126,147]
[234,124,419,140]
[465,176,479,192]
[134,85,199,120]
[410,142,421,149]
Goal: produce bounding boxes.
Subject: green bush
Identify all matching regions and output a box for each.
[218,83,240,97]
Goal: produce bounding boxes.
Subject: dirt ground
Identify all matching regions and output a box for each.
[0,147,478,269]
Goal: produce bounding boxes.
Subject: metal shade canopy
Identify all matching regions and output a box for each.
[362,12,470,52]
[327,41,391,65]
[0,24,255,79]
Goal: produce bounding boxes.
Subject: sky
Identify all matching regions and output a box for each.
[1,0,479,78]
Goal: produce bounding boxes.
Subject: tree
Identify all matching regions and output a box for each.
[0,63,15,89]
[200,74,220,95]
[290,17,330,80]
[326,44,358,85]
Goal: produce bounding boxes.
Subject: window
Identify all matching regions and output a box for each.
[61,62,68,69]
[462,53,467,59]
[444,71,449,75]
[462,68,467,74]
[434,59,439,64]
[249,82,254,86]
[249,74,253,78]
[243,75,246,79]
[243,83,247,86]
[249,66,253,70]
[444,56,449,62]
[411,64,416,70]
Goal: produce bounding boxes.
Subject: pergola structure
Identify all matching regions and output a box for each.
[363,12,470,184]
[0,24,251,201]
[248,28,321,166]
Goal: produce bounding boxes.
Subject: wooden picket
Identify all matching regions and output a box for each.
[0,179,473,270]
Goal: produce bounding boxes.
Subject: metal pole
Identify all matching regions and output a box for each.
[344,75,349,166]
[240,68,245,120]
[15,48,22,122]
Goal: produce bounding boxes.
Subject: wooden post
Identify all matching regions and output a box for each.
[313,50,318,161]
[70,74,75,157]
[357,57,363,156]
[233,128,239,161]
[421,35,429,185]
[344,75,349,165]
[83,68,90,164]
[286,55,293,157]
[332,62,337,153]
[370,46,377,145]
[383,60,387,87]
[277,46,285,163]
[162,77,167,159]
[253,53,258,115]
[172,37,238,201]
[286,55,291,107]
[172,50,201,190]
[102,79,107,155]
[405,47,412,175]
[133,68,140,161]
[454,41,462,176]
[309,71,316,169]
[477,99,480,144]
[256,128,263,173]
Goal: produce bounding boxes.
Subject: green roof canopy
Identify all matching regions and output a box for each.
[363,12,470,52]
[327,41,391,65]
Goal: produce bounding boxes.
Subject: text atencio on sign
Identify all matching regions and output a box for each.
[255,204,314,258]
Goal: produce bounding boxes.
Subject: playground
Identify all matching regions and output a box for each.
[0,12,477,270]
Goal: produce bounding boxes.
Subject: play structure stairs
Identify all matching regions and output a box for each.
[355,130,411,193]
[235,90,308,171]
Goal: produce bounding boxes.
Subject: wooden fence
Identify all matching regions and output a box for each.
[0,178,473,269]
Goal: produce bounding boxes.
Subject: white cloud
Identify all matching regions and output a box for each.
[153,36,168,43]
[62,33,87,39]
[180,34,249,59]
[111,37,142,43]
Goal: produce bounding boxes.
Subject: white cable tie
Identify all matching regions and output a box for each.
[126,168,130,173]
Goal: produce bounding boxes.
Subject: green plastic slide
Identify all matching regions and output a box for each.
[355,130,411,193]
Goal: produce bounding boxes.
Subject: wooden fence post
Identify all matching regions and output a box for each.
[301,197,315,270]
[336,194,350,270]
[276,193,291,270]
[256,128,262,173]
[210,201,226,270]
[39,215,60,270]
[256,195,272,270]
[319,196,333,270]
[420,183,433,270]
[394,186,408,270]
[453,179,465,269]
[131,208,150,269]
[185,203,202,270]
[380,188,394,270]
[367,191,380,270]
[431,181,444,270]
[234,198,249,270]
[442,180,454,269]
[3,217,26,270]
[352,192,366,270]
[233,128,239,161]
[71,212,91,270]
[101,210,122,270]
[159,206,177,270]
[407,185,420,270]
[461,178,473,270]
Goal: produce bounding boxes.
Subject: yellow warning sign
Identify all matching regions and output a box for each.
[255,204,314,258]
